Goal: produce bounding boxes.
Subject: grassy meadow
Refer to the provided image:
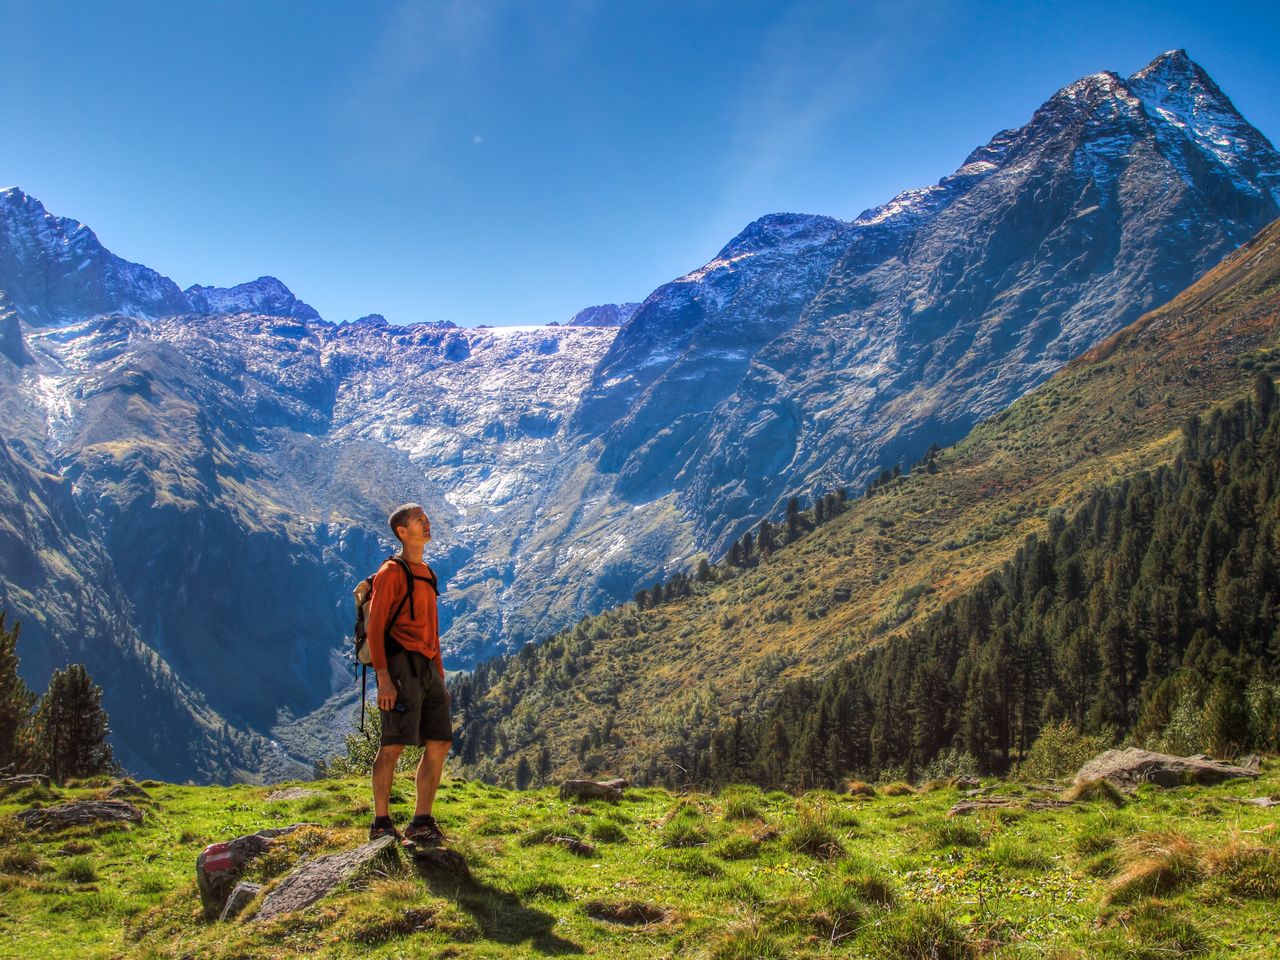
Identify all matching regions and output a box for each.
[1,762,1278,959]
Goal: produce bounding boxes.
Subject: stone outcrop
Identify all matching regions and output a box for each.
[1074,748,1261,791]
[17,799,142,831]
[196,823,316,920]
[252,835,398,921]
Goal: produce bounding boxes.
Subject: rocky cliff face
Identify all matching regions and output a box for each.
[0,51,1277,780]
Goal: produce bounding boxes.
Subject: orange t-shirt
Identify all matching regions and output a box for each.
[365,557,440,673]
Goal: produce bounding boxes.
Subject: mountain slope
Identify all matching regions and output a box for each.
[494,50,1280,653]
[452,214,1280,786]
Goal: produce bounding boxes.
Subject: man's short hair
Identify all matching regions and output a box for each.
[388,502,424,543]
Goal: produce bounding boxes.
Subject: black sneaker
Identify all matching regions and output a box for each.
[369,819,403,843]
[404,814,446,846]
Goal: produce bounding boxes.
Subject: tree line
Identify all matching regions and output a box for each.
[0,613,118,781]
[702,374,1280,789]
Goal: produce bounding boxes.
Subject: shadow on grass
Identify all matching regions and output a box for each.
[414,859,582,955]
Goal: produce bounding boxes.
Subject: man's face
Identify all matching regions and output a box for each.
[398,508,432,545]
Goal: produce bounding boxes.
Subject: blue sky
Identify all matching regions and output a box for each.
[2,1,1277,327]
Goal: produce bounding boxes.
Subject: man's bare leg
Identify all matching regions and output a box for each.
[372,744,405,818]
[414,740,451,817]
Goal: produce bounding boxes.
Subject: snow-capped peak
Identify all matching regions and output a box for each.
[184,276,321,322]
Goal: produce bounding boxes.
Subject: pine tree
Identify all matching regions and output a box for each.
[0,613,36,771]
[515,755,532,789]
[31,664,118,782]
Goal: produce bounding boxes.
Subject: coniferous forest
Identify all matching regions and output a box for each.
[710,374,1280,789]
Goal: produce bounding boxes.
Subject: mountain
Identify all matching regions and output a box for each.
[451,213,1280,787]
[483,50,1280,654]
[0,187,319,325]
[1,51,1278,781]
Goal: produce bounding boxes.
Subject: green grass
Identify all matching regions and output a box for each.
[1,764,1279,958]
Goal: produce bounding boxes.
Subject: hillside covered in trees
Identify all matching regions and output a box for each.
[447,217,1280,789]
[717,376,1280,788]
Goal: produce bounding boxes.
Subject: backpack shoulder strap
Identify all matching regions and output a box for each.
[389,555,415,621]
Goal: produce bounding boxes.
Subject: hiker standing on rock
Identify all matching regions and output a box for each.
[365,503,451,845]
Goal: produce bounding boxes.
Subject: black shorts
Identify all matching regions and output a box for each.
[380,651,453,747]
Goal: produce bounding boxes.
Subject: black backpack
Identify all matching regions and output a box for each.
[352,555,438,731]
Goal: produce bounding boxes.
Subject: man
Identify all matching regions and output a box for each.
[364,502,451,845]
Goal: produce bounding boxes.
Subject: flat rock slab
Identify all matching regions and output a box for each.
[266,788,326,802]
[197,823,317,920]
[17,799,142,832]
[1075,748,1260,791]
[560,780,622,802]
[947,797,1072,817]
[253,835,397,921]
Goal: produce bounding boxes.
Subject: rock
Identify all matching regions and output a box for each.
[952,776,981,790]
[252,835,398,921]
[196,823,317,921]
[16,799,142,832]
[107,782,151,800]
[1226,796,1280,808]
[1239,753,1263,772]
[1,774,50,789]
[545,836,596,857]
[1075,748,1261,791]
[560,780,623,802]
[265,787,326,802]
[947,798,1072,817]
[410,845,471,879]
[599,778,629,789]
[219,882,262,921]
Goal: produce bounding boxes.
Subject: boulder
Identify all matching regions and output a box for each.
[219,882,262,921]
[560,779,623,802]
[252,835,398,921]
[1,774,50,789]
[107,782,151,800]
[1075,748,1260,791]
[16,799,142,832]
[947,797,1072,817]
[196,823,316,921]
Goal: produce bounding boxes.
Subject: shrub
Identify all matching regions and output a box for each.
[783,815,844,860]
[802,878,863,941]
[1019,721,1115,782]
[713,833,760,861]
[845,780,876,798]
[588,820,628,843]
[1107,831,1203,904]
[1061,777,1126,806]
[860,906,972,959]
[706,921,787,960]
[58,856,97,884]
[880,781,916,796]
[919,748,980,781]
[660,814,710,849]
[926,819,986,850]
[662,850,724,878]
[1203,838,1280,899]
[720,794,761,821]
